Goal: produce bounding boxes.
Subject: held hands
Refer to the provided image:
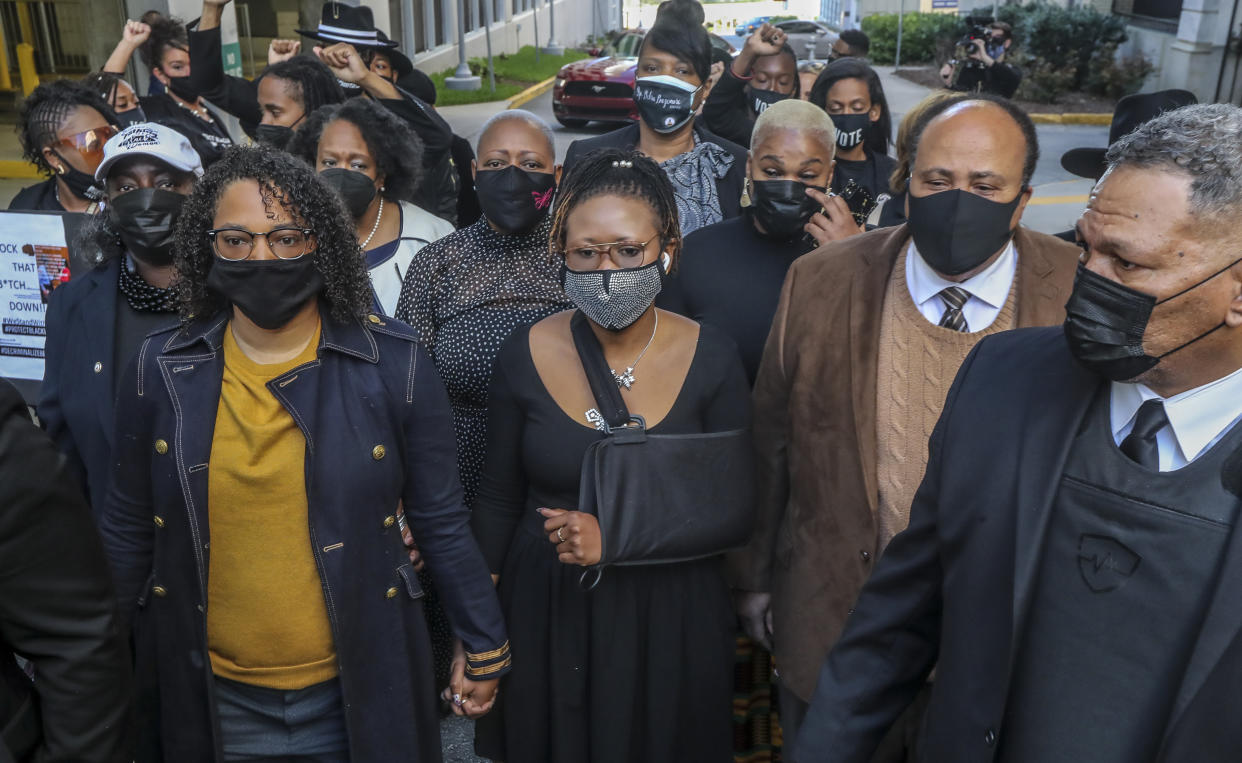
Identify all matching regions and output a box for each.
[268,39,301,65]
[539,508,602,566]
[805,188,864,246]
[314,42,370,84]
[395,502,425,571]
[122,20,151,47]
[442,640,500,719]
[735,591,774,651]
[970,38,995,66]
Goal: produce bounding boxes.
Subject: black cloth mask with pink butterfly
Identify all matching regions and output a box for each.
[474,165,557,234]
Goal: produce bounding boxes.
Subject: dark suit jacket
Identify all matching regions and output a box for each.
[794,327,1242,762]
[731,224,1081,702]
[562,121,749,221]
[0,379,131,762]
[38,259,177,515]
[38,259,121,514]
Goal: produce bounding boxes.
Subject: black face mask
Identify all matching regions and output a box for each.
[475,166,556,234]
[319,168,377,219]
[830,112,872,150]
[254,123,295,150]
[51,151,104,202]
[906,188,1022,277]
[1063,260,1239,381]
[632,75,701,134]
[749,179,824,241]
[107,188,186,266]
[165,75,203,103]
[115,107,148,128]
[748,86,789,117]
[206,256,324,330]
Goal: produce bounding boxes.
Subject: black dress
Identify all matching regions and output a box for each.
[471,321,749,763]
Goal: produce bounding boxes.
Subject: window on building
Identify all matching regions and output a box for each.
[1113,0,1183,21]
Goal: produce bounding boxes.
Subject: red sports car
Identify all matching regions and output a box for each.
[552,31,735,128]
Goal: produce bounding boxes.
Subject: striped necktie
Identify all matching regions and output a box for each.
[937,286,970,332]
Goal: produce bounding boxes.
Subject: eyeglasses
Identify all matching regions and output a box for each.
[51,124,119,168]
[207,226,316,260]
[563,233,660,270]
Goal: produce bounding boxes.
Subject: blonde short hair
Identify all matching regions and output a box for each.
[750,99,837,157]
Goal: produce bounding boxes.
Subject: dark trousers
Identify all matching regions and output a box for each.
[214,676,349,762]
[782,680,932,762]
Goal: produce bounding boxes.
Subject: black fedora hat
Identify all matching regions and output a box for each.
[1060,89,1198,180]
[297,3,398,49]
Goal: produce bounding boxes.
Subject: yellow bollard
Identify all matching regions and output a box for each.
[17,43,37,96]
[0,16,13,91]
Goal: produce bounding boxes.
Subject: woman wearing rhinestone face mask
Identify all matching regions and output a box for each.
[563,0,747,236]
[470,147,751,762]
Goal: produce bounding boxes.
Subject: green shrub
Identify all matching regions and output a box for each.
[862,11,961,64]
[998,3,1128,90]
[1084,42,1154,99]
[1012,54,1078,103]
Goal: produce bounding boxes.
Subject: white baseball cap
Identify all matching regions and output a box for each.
[95,122,204,182]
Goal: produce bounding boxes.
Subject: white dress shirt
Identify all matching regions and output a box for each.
[906,239,1018,331]
[1110,364,1242,471]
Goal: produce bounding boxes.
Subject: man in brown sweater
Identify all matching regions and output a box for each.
[732,93,1081,759]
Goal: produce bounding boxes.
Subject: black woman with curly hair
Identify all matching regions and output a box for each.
[288,97,453,316]
[102,15,235,167]
[100,145,511,761]
[11,79,119,212]
[470,147,751,762]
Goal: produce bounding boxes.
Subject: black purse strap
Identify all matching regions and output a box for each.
[570,310,633,431]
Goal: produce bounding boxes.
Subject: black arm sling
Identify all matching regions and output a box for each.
[569,311,756,590]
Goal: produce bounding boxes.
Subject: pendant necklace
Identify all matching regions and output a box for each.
[360,196,384,249]
[611,310,658,389]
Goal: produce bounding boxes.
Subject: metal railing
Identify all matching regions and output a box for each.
[0,0,94,76]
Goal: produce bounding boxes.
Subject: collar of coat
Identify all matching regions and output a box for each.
[159,305,386,364]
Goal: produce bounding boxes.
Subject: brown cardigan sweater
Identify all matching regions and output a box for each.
[730,223,1081,701]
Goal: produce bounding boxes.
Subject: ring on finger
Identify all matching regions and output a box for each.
[557,526,567,543]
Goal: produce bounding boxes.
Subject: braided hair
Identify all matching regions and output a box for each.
[18,80,119,177]
[172,146,372,323]
[550,148,683,269]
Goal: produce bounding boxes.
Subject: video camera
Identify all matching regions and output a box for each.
[956,15,994,51]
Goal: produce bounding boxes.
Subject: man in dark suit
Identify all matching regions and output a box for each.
[795,102,1242,761]
[732,92,1081,759]
[0,378,131,761]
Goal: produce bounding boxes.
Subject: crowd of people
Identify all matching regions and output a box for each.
[4,0,1242,761]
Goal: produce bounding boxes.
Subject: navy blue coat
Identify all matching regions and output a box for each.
[39,259,180,514]
[100,308,511,762]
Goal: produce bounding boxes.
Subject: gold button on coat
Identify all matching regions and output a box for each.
[153,516,165,528]
[367,314,382,324]
[383,515,395,528]
[154,439,169,454]
[152,586,167,597]
[93,361,102,373]
[372,445,386,460]
[385,587,399,599]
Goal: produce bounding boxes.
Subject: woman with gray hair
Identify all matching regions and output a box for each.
[660,99,862,383]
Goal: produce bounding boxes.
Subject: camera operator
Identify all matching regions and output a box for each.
[939,20,1020,98]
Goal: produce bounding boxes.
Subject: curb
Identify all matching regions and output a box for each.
[1029,113,1111,125]
[0,160,40,181]
[507,75,557,110]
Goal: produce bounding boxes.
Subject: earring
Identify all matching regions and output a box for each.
[740,177,752,208]
[661,252,672,273]
[55,164,65,176]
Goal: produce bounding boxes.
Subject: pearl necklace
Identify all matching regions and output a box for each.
[360,196,384,249]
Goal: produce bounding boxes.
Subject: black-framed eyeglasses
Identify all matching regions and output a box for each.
[207,226,316,261]
[562,233,660,270]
